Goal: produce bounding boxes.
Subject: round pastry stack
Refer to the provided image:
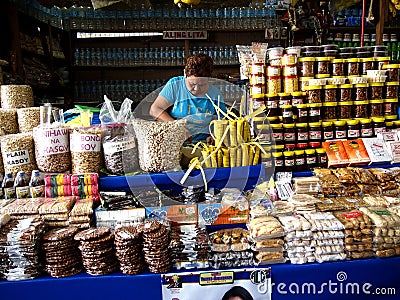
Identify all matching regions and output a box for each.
[42,227,82,278]
[114,226,145,275]
[139,220,171,273]
[74,227,118,276]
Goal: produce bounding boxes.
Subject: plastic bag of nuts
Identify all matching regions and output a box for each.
[33,124,71,173]
[0,108,18,136]
[17,107,41,133]
[0,132,38,180]
[70,126,103,174]
[1,85,34,108]
[132,119,187,172]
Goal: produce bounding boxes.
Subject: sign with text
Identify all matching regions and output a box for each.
[163,31,207,40]
[162,268,271,300]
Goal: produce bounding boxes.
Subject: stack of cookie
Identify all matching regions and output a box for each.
[140,220,171,273]
[69,198,94,229]
[74,227,119,276]
[42,227,82,278]
[114,225,145,275]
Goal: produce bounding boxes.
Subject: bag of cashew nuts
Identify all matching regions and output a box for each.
[132,118,187,172]
[0,108,18,136]
[100,96,138,174]
[33,124,71,173]
[1,132,38,180]
[70,126,103,174]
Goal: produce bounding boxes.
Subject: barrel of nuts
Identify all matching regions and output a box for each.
[0,108,18,136]
[0,132,38,180]
[1,85,34,108]
[33,125,71,173]
[70,126,103,174]
[102,123,139,174]
[132,119,187,173]
[17,107,41,133]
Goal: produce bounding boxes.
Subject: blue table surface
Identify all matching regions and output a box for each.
[1,256,399,300]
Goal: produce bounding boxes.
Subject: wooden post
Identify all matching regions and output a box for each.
[7,3,23,76]
[376,0,388,45]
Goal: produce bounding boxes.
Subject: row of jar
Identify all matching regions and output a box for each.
[254,118,394,151]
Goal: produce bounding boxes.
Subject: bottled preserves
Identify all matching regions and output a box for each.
[346,120,360,139]
[338,101,353,119]
[355,83,368,101]
[346,58,360,76]
[370,100,384,117]
[332,59,345,76]
[308,103,322,123]
[283,151,295,172]
[384,98,398,116]
[322,102,337,120]
[339,84,353,102]
[316,148,328,168]
[324,85,338,102]
[385,82,399,98]
[372,117,386,136]
[360,119,373,138]
[296,123,309,143]
[305,149,317,170]
[294,150,306,172]
[322,121,334,140]
[353,101,369,118]
[370,83,384,100]
[306,85,323,103]
[14,171,29,199]
[2,173,15,200]
[334,120,347,139]
[29,170,45,198]
[298,57,315,77]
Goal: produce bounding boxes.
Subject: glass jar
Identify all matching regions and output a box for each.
[291,91,306,106]
[261,152,273,170]
[338,101,353,119]
[308,103,322,122]
[294,150,306,172]
[249,74,266,85]
[355,83,368,101]
[360,57,374,76]
[308,122,322,143]
[370,99,384,117]
[316,148,328,168]
[306,85,323,103]
[279,93,292,107]
[283,65,297,77]
[322,121,334,140]
[384,98,398,116]
[353,100,369,118]
[298,57,315,77]
[316,56,331,75]
[271,123,283,144]
[283,123,296,142]
[299,77,313,92]
[322,102,337,120]
[324,85,338,102]
[272,152,284,173]
[267,76,281,95]
[370,82,384,100]
[382,64,400,82]
[296,123,309,143]
[281,104,294,124]
[305,149,317,170]
[375,56,390,70]
[251,94,265,111]
[339,84,353,102]
[250,84,265,98]
[385,115,398,125]
[267,65,281,77]
[284,76,298,93]
[256,124,272,143]
[265,99,279,117]
[332,58,345,76]
[334,120,347,139]
[385,82,399,98]
[267,116,279,124]
[346,58,360,76]
[346,119,360,139]
[297,104,308,123]
[283,151,295,172]
[372,117,386,136]
[360,118,373,138]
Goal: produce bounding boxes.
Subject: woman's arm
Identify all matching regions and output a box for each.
[149,95,175,121]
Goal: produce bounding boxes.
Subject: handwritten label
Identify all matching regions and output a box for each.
[4,150,30,167]
[103,139,136,155]
[37,128,69,154]
[70,133,101,152]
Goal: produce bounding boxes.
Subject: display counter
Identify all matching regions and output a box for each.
[1,257,399,300]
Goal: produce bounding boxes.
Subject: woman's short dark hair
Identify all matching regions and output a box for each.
[222,286,254,300]
[184,53,214,77]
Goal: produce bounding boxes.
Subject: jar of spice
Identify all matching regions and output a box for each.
[322,102,338,120]
[355,83,368,101]
[322,121,334,140]
[283,151,295,172]
[294,150,306,172]
[297,104,309,123]
[316,148,328,168]
[296,123,309,143]
[385,82,399,98]
[360,118,373,138]
[338,101,353,119]
[382,64,400,82]
[370,99,384,117]
[346,58,360,76]
[339,84,353,102]
[306,85,323,103]
[353,100,369,118]
[305,149,317,170]
[384,98,398,116]
[370,82,384,100]
[346,119,360,139]
[316,56,331,75]
[334,120,347,139]
[332,58,345,76]
[308,103,322,122]
[298,57,315,77]
[372,117,386,136]
[324,84,338,102]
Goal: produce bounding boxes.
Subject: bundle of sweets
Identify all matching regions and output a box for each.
[68,198,94,229]
[38,196,76,227]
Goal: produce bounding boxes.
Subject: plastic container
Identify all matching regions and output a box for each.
[346,58,360,76]
[382,64,400,82]
[325,50,338,58]
[353,100,369,118]
[283,76,298,93]
[316,57,331,75]
[355,83,368,101]
[384,98,398,116]
[346,119,360,139]
[385,82,399,98]
[298,57,315,77]
[267,66,281,77]
[332,59,345,77]
[360,118,373,138]
[322,101,337,120]
[306,85,323,103]
[324,84,338,102]
[282,54,297,66]
[339,84,353,102]
[338,101,353,119]
[308,103,322,122]
[267,47,284,60]
[267,76,281,95]
[369,83,384,100]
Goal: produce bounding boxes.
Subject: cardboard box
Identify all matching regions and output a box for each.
[362,138,392,165]
[145,204,198,225]
[322,140,349,167]
[342,139,370,166]
[198,201,249,226]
